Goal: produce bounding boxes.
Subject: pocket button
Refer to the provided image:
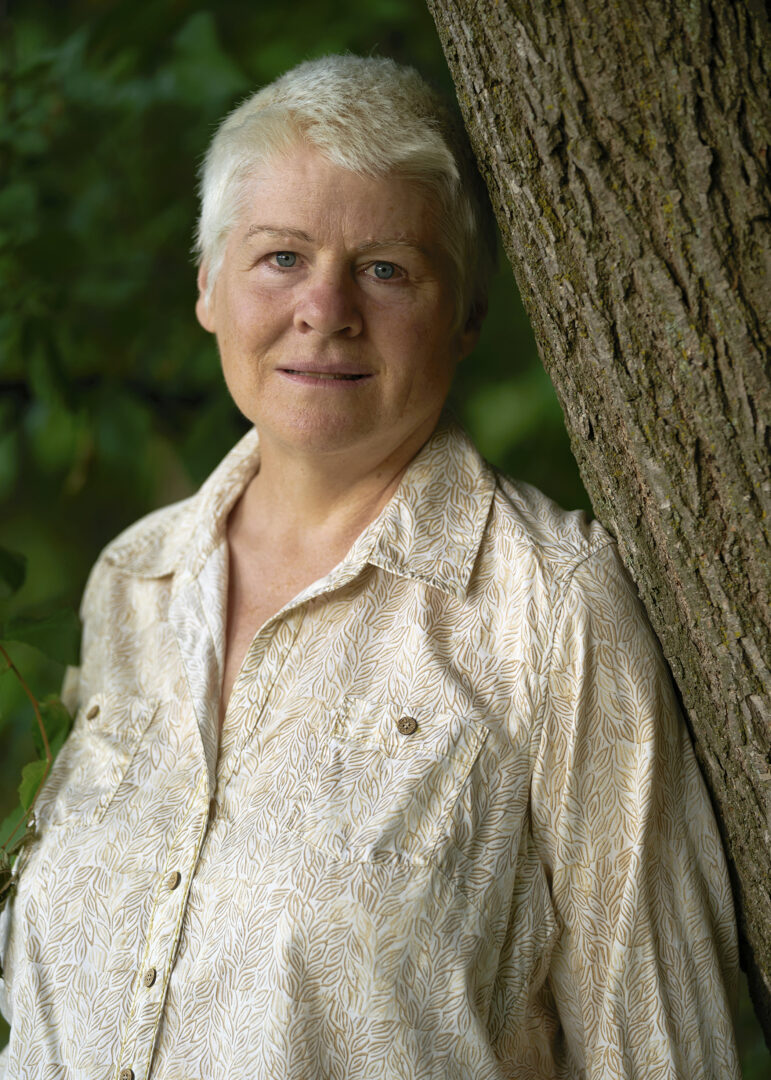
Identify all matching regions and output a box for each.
[165,870,181,891]
[396,715,418,735]
[86,703,100,720]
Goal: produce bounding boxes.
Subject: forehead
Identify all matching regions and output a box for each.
[234,144,441,252]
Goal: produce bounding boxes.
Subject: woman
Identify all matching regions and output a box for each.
[0,55,739,1079]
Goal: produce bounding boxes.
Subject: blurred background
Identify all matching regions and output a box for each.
[0,0,765,1070]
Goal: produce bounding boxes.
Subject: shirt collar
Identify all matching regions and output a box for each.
[365,419,496,599]
[103,417,496,601]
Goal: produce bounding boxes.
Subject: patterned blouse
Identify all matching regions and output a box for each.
[0,421,740,1079]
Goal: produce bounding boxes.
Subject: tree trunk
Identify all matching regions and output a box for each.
[426,0,771,1041]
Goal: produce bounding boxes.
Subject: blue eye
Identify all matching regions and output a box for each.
[274,252,297,267]
[372,261,396,280]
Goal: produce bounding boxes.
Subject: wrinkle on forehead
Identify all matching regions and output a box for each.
[235,145,437,239]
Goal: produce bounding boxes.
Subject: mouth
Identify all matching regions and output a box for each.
[285,370,365,379]
[279,368,371,382]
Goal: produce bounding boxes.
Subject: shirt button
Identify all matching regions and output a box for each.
[143,967,157,988]
[165,870,181,891]
[86,703,100,720]
[119,1069,134,1080]
[396,716,418,735]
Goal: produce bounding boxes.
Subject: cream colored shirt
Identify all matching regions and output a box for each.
[0,421,739,1079]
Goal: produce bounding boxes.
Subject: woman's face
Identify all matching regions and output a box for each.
[196,144,479,472]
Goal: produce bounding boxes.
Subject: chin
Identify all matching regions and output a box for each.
[258,408,379,458]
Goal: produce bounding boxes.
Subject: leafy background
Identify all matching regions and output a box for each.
[0,0,765,1070]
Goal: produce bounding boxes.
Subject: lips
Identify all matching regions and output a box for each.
[279,366,371,382]
[283,370,366,380]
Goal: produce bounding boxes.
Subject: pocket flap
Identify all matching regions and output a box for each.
[289,696,488,866]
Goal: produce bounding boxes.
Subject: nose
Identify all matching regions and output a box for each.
[293,268,363,338]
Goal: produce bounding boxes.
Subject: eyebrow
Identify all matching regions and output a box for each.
[244,224,430,257]
[357,237,430,256]
[245,225,314,244]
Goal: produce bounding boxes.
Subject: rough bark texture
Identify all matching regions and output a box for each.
[426,0,771,1042]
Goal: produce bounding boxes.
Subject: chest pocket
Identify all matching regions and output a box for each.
[34,693,156,832]
[286,696,488,866]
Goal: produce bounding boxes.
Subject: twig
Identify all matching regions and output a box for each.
[0,642,52,842]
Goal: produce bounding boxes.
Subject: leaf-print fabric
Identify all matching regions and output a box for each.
[0,421,740,1079]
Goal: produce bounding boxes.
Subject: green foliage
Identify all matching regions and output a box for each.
[0,549,25,601]
[17,759,48,815]
[2,611,81,665]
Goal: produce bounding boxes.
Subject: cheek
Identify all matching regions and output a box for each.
[220,293,286,354]
[384,296,451,345]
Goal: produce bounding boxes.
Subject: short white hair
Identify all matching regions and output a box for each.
[195,54,496,324]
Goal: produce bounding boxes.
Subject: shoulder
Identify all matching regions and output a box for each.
[78,497,195,621]
[484,475,661,676]
[99,497,197,576]
[485,468,617,582]
[477,463,665,688]
[487,472,648,644]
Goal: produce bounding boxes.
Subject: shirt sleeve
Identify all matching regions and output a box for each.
[530,542,740,1079]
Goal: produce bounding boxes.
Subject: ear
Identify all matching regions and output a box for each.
[457,296,487,360]
[195,263,216,333]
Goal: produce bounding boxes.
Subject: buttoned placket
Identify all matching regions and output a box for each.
[112,770,211,1080]
[111,573,311,1080]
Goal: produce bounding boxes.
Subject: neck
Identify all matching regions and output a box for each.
[234,420,437,557]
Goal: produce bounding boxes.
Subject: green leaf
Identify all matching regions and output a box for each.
[0,547,26,600]
[25,400,79,475]
[1,609,81,665]
[0,808,27,850]
[18,759,48,813]
[33,696,73,759]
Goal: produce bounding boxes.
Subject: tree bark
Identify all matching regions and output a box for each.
[426,0,771,1041]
